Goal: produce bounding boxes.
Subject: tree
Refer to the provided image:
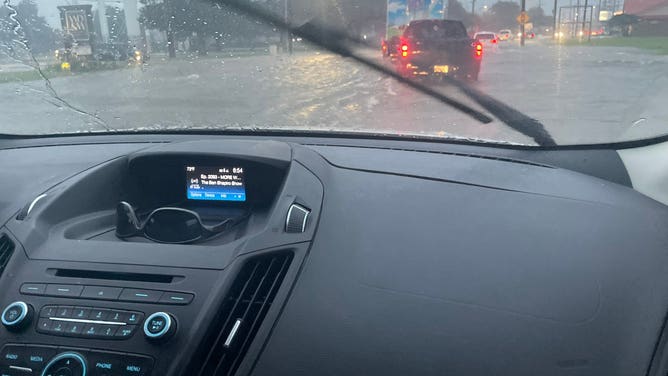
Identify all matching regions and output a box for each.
[527,6,552,27]
[481,1,520,30]
[446,0,477,28]
[0,0,57,54]
[139,0,283,57]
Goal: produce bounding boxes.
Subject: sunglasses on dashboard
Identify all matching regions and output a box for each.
[115,201,248,244]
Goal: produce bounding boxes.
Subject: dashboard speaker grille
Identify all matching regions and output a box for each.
[0,234,16,279]
[196,251,294,376]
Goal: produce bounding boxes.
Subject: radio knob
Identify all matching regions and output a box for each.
[1,301,33,331]
[41,352,87,376]
[143,312,176,341]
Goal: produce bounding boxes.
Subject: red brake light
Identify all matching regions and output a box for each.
[401,44,409,57]
[492,39,497,44]
[474,42,483,58]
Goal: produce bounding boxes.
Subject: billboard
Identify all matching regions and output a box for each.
[58,5,95,43]
[387,0,446,37]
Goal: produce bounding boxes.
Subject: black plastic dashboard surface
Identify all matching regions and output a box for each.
[251,144,668,376]
[0,136,666,376]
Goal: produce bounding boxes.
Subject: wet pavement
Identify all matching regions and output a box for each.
[1,39,667,145]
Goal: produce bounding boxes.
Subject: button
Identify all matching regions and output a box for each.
[146,316,167,334]
[51,321,66,333]
[1,345,25,366]
[20,283,46,295]
[65,322,84,335]
[25,345,57,372]
[126,312,142,325]
[114,325,136,339]
[82,323,100,337]
[40,306,58,318]
[45,284,84,298]
[71,307,90,320]
[97,325,118,338]
[107,310,124,322]
[37,318,52,332]
[88,350,124,375]
[56,306,73,318]
[81,286,123,301]
[159,292,194,305]
[118,289,162,303]
[89,309,110,321]
[121,355,154,376]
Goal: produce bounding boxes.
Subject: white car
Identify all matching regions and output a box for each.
[474,32,499,46]
[498,29,513,41]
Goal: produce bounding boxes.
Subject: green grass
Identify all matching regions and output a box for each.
[0,65,64,84]
[0,61,129,84]
[560,37,668,55]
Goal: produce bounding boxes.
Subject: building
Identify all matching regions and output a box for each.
[624,0,668,35]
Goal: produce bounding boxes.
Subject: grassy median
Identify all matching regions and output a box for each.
[0,65,65,84]
[561,37,668,55]
[0,61,131,84]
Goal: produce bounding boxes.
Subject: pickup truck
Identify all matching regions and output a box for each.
[389,19,482,81]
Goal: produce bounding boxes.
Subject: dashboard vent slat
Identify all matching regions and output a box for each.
[0,234,16,278]
[196,252,294,376]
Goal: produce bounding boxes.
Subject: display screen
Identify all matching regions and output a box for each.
[186,166,246,202]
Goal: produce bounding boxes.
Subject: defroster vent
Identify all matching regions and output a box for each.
[0,234,15,279]
[195,251,294,376]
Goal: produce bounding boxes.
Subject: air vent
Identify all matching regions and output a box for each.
[0,234,16,278]
[195,252,294,376]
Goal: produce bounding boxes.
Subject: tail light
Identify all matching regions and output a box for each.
[400,43,409,58]
[492,39,497,44]
[473,42,483,58]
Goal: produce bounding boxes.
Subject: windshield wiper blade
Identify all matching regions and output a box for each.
[211,0,556,147]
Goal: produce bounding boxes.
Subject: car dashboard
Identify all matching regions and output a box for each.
[1,135,668,376]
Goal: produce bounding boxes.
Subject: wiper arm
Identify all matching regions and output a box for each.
[211,0,556,147]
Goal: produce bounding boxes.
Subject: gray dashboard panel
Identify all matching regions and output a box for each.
[0,144,150,227]
[253,148,668,376]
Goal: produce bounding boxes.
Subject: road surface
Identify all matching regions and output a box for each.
[1,40,667,145]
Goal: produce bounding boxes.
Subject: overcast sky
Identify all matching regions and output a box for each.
[33,0,610,29]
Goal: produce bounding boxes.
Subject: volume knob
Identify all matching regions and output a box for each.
[1,301,33,331]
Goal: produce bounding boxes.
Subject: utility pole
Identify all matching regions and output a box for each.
[582,0,589,40]
[284,0,292,54]
[553,0,558,39]
[471,0,476,16]
[97,0,108,42]
[520,0,526,46]
[165,0,175,58]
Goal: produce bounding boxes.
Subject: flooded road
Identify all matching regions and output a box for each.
[1,40,667,145]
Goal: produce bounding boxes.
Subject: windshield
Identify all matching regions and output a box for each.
[476,33,495,39]
[406,20,468,39]
[0,0,667,146]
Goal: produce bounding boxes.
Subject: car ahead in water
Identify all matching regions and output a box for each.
[498,29,513,40]
[517,31,536,39]
[474,31,499,46]
[393,19,483,81]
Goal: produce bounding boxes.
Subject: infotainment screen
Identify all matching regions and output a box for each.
[186,166,246,202]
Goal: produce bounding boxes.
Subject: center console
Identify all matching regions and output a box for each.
[0,140,325,376]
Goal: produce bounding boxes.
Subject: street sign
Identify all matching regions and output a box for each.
[517,11,530,24]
